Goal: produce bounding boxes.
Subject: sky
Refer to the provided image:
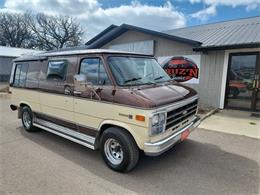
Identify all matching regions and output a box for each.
[0,0,259,41]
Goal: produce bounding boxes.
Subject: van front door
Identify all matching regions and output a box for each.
[73,56,113,137]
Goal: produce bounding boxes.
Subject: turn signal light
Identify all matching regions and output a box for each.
[135,115,145,122]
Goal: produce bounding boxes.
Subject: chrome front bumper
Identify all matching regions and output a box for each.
[144,116,201,156]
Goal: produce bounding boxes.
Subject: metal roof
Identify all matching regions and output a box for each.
[163,16,260,50]
[85,24,201,48]
[0,46,41,57]
[13,48,153,62]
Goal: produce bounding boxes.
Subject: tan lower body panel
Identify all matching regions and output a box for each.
[10,88,151,149]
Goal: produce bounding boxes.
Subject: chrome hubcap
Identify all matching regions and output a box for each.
[104,138,123,165]
[23,111,31,129]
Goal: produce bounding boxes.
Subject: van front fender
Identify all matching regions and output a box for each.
[98,120,148,150]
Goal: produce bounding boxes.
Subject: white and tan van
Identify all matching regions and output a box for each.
[9,49,200,172]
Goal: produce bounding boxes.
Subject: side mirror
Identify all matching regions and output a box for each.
[74,74,87,93]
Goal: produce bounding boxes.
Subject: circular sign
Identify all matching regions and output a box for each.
[163,56,199,82]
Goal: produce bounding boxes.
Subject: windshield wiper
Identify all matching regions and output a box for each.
[154,75,164,81]
[124,77,142,84]
[145,81,156,85]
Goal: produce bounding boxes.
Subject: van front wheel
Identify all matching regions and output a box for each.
[21,106,38,132]
[100,127,139,172]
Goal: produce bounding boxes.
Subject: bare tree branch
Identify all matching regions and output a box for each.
[28,13,84,50]
[0,12,85,50]
[0,12,32,48]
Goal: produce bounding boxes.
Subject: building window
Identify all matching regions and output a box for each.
[13,64,29,87]
[80,58,110,85]
[47,60,67,80]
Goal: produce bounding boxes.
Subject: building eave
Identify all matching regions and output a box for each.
[85,25,119,46]
[193,43,260,51]
[86,24,201,49]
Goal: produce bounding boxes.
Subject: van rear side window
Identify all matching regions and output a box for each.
[13,64,29,87]
[47,60,67,80]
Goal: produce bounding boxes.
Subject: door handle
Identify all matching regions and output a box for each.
[253,80,256,89]
[73,91,82,95]
[252,80,260,90]
[257,80,260,89]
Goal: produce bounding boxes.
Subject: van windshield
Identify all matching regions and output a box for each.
[108,56,171,86]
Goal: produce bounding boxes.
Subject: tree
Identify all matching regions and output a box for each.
[0,12,84,50]
[0,12,32,48]
[28,13,84,50]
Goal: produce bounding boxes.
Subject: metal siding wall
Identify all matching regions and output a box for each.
[109,40,154,55]
[0,56,15,82]
[186,51,225,108]
[102,30,195,55]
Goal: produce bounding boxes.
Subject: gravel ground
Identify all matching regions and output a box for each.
[0,96,259,195]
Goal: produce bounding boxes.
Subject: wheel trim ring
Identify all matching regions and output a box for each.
[104,138,123,165]
[23,111,32,129]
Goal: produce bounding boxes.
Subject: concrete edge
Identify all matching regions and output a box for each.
[200,108,219,121]
[198,127,260,140]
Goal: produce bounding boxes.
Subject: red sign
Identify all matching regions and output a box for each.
[163,56,199,82]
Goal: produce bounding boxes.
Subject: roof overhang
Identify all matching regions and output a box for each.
[86,24,201,49]
[0,46,42,58]
[193,43,260,51]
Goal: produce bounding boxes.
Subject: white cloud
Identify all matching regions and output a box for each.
[190,0,260,7]
[0,0,187,41]
[189,0,260,21]
[190,5,216,21]
[246,3,258,11]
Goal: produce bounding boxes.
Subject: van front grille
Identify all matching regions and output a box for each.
[166,100,198,130]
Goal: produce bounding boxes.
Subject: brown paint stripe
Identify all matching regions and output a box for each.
[77,126,97,137]
[34,112,97,137]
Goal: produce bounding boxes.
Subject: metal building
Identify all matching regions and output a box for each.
[0,46,41,82]
[85,16,260,113]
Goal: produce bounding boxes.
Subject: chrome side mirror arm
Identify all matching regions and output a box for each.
[73,74,101,100]
[88,82,101,101]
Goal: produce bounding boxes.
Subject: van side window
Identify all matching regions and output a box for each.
[47,60,67,80]
[13,64,29,87]
[80,58,110,85]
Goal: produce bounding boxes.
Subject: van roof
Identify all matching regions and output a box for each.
[13,48,153,62]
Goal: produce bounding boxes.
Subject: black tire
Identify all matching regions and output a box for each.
[21,106,38,132]
[100,127,139,172]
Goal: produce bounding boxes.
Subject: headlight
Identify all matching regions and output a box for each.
[150,112,166,136]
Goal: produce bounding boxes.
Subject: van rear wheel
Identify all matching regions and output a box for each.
[100,127,139,172]
[21,106,38,132]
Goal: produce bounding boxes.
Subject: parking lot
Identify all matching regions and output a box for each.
[0,96,259,195]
